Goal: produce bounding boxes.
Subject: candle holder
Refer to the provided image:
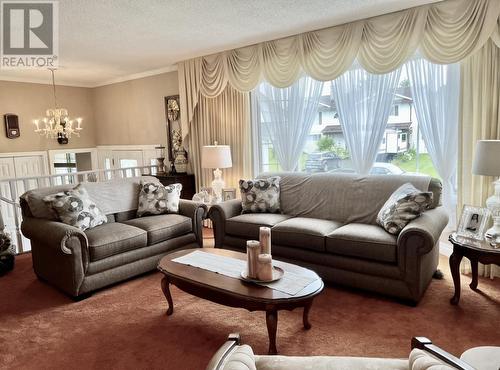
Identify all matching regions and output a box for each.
[155,146,167,176]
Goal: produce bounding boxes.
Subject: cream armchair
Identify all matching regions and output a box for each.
[207,334,478,370]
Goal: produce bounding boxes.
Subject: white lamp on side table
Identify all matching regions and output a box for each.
[472,140,500,247]
[202,142,232,203]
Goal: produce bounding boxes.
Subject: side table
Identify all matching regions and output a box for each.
[448,233,500,305]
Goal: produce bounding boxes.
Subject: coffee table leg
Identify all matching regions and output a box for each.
[303,300,313,330]
[469,258,479,291]
[449,251,463,305]
[266,309,278,355]
[161,276,174,315]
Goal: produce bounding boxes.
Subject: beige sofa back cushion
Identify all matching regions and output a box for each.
[22,176,159,220]
[259,172,440,225]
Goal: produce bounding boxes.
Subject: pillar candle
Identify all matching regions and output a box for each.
[246,240,261,279]
[259,227,272,255]
[257,253,273,281]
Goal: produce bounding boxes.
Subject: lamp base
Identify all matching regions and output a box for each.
[211,168,225,204]
[485,180,500,248]
[485,226,500,248]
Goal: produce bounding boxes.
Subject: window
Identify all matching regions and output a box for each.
[53,153,76,174]
[254,67,442,180]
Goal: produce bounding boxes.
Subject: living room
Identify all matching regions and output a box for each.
[0,0,499,369]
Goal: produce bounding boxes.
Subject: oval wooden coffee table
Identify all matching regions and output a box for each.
[158,248,324,355]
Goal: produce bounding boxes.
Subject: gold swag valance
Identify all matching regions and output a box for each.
[178,0,500,140]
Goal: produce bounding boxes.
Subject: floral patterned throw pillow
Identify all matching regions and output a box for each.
[43,185,108,231]
[239,176,281,214]
[376,183,433,235]
[137,182,182,217]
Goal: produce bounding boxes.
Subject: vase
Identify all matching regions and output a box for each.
[174,148,188,173]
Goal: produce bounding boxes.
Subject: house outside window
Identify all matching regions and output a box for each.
[254,73,441,179]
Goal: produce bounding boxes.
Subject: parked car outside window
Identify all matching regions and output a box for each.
[305,152,340,172]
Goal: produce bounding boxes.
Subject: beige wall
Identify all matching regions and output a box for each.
[0,80,96,153]
[0,71,179,154]
[92,71,178,146]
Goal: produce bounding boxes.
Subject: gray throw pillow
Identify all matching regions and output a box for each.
[377,183,433,235]
[239,176,281,214]
[137,182,182,217]
[43,184,108,231]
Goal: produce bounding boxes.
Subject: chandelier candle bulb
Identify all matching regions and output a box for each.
[246,240,261,279]
[257,253,273,281]
[259,227,272,255]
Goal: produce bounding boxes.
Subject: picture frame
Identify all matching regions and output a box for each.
[457,205,491,241]
[222,188,237,201]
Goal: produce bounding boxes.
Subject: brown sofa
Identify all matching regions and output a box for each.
[209,172,449,304]
[20,177,207,298]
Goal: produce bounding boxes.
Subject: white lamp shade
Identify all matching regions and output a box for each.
[201,144,232,169]
[472,140,500,176]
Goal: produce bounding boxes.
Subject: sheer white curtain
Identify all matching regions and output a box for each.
[406,59,459,223]
[257,76,323,171]
[331,66,401,174]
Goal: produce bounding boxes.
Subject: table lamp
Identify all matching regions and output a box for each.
[202,142,232,203]
[472,140,500,246]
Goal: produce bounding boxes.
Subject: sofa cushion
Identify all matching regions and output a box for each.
[460,346,500,370]
[85,223,147,262]
[326,223,397,263]
[43,184,108,231]
[272,218,342,252]
[21,176,160,220]
[115,210,137,222]
[124,214,192,245]
[377,183,433,235]
[239,176,281,214]
[226,213,293,239]
[136,182,182,217]
[255,355,408,370]
[258,172,436,225]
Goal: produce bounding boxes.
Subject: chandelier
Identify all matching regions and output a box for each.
[33,68,83,142]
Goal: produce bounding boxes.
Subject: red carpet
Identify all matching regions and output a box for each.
[1,246,499,369]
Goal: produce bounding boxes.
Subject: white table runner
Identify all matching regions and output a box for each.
[172,250,318,296]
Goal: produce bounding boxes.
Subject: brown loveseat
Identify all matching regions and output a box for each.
[20,176,207,298]
[209,172,448,304]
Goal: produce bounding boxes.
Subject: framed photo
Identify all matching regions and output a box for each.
[457,205,491,240]
[222,188,237,201]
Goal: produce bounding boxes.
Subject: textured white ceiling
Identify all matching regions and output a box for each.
[0,0,442,87]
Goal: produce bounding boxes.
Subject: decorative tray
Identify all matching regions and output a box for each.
[240,266,284,283]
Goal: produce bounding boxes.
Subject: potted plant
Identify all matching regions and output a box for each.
[0,231,15,276]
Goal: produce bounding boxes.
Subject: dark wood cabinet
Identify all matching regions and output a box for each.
[153,174,196,200]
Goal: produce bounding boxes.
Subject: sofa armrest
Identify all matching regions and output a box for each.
[398,207,449,256]
[179,199,208,247]
[411,337,474,370]
[208,199,242,247]
[206,334,241,370]
[21,217,88,256]
[21,217,89,296]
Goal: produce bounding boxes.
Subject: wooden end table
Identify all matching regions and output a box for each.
[448,233,500,305]
[157,248,324,355]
